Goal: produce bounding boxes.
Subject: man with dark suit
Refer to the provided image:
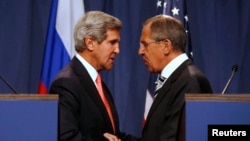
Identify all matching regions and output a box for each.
[49,11,125,141]
[136,15,213,141]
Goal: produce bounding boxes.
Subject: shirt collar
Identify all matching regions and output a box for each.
[161,53,189,79]
[75,53,98,84]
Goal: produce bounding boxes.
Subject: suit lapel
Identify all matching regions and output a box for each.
[144,79,171,129]
[72,57,117,129]
[102,83,119,131]
[71,57,103,106]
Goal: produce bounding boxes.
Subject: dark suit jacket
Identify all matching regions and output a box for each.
[140,59,213,141]
[50,57,125,141]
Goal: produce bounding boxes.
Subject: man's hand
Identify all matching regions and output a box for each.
[103,133,121,141]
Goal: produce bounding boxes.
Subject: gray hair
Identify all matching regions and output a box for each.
[144,15,187,52]
[73,11,122,52]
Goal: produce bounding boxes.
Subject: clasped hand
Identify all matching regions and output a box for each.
[103,133,121,141]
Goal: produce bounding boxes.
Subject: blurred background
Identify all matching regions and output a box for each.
[0,0,250,137]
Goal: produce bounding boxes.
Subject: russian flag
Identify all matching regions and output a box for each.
[38,0,85,94]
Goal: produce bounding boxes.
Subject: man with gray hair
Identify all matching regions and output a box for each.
[105,14,213,141]
[137,14,213,141]
[50,11,126,141]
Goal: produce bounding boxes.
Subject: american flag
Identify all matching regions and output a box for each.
[157,0,192,58]
[143,73,157,127]
[143,0,192,127]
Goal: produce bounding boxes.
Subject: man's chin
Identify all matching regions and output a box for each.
[105,65,113,70]
[147,67,153,72]
[147,67,157,73]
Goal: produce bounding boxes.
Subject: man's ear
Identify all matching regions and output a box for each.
[84,37,95,51]
[163,39,172,54]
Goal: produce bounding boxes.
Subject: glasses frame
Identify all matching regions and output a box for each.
[140,39,165,48]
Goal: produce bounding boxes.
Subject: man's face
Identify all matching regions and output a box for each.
[94,29,120,71]
[138,24,163,73]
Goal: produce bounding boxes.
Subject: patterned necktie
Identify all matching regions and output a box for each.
[96,74,115,133]
[155,75,166,95]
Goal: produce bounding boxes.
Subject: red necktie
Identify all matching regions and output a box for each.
[96,74,115,133]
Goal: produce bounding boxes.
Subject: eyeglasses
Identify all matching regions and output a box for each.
[139,40,164,48]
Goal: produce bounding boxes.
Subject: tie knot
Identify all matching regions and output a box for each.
[158,76,166,83]
[154,75,166,95]
[155,75,166,85]
[96,74,102,84]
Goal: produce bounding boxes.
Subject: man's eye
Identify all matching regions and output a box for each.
[110,40,118,45]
